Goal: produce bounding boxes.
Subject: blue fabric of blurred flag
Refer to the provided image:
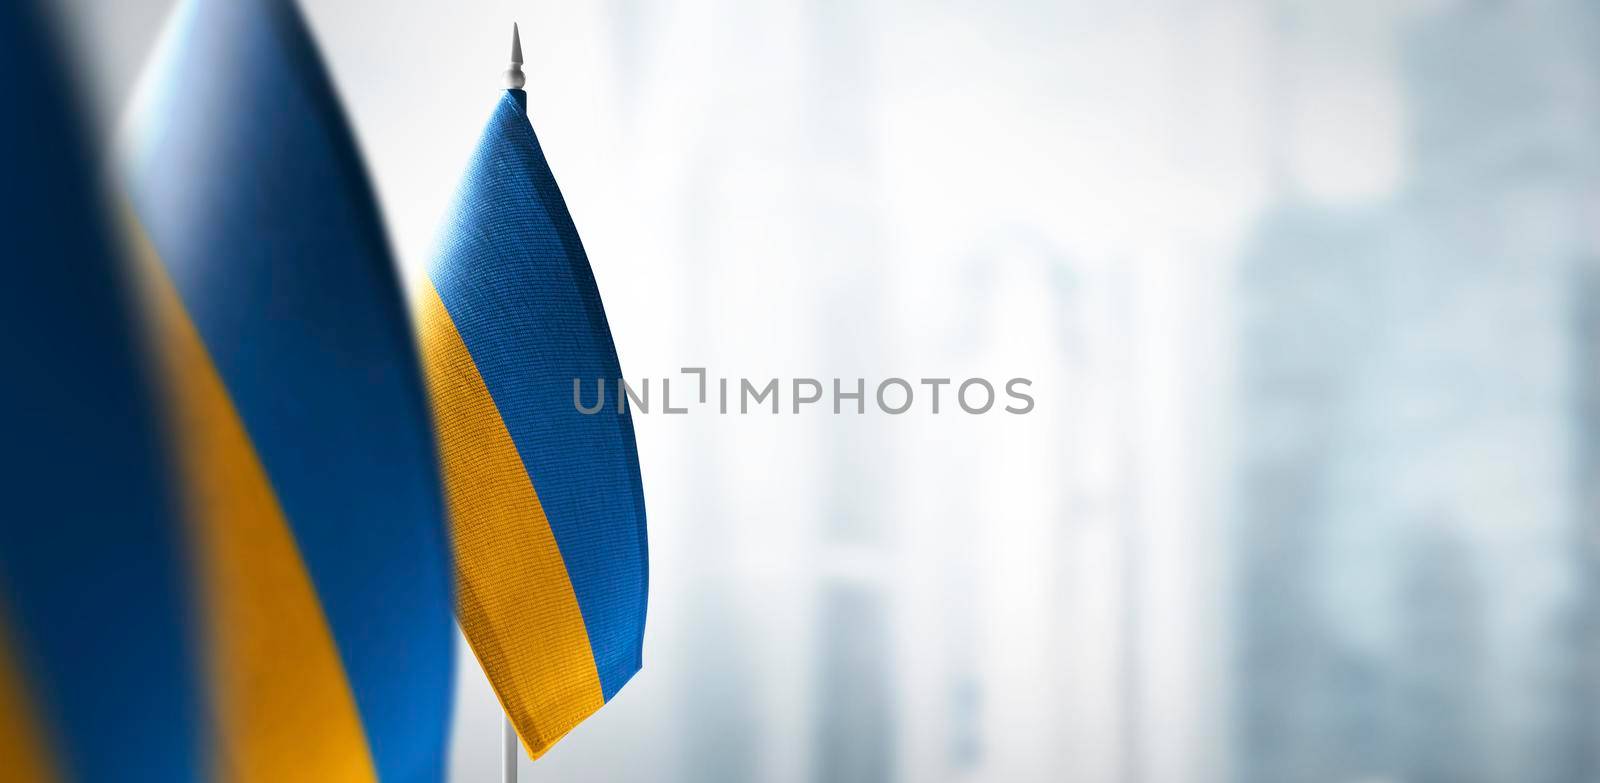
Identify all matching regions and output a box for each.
[122,0,453,780]
[0,3,202,782]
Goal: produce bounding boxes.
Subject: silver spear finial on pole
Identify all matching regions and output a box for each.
[504,23,525,90]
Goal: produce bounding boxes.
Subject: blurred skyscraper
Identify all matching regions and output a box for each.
[1233,1,1600,782]
[805,2,897,782]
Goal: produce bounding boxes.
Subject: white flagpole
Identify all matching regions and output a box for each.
[502,714,519,783]
[499,23,526,783]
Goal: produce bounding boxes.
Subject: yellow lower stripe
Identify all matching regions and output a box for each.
[127,218,377,783]
[415,282,604,758]
[0,616,59,783]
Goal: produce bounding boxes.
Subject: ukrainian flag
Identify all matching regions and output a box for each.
[122,0,453,780]
[0,4,202,781]
[417,84,649,757]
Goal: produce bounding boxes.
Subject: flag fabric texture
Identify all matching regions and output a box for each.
[418,88,648,759]
[0,4,202,781]
[122,0,453,780]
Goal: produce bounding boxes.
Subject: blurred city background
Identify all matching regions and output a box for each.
[49,0,1600,780]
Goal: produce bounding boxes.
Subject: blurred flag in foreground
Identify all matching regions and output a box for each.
[0,4,202,781]
[416,34,648,759]
[122,0,453,780]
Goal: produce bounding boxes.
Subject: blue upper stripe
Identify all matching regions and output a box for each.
[124,0,452,778]
[431,91,648,701]
[0,3,201,781]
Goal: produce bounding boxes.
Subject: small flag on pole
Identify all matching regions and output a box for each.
[0,2,202,781]
[417,24,649,760]
[122,0,454,780]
